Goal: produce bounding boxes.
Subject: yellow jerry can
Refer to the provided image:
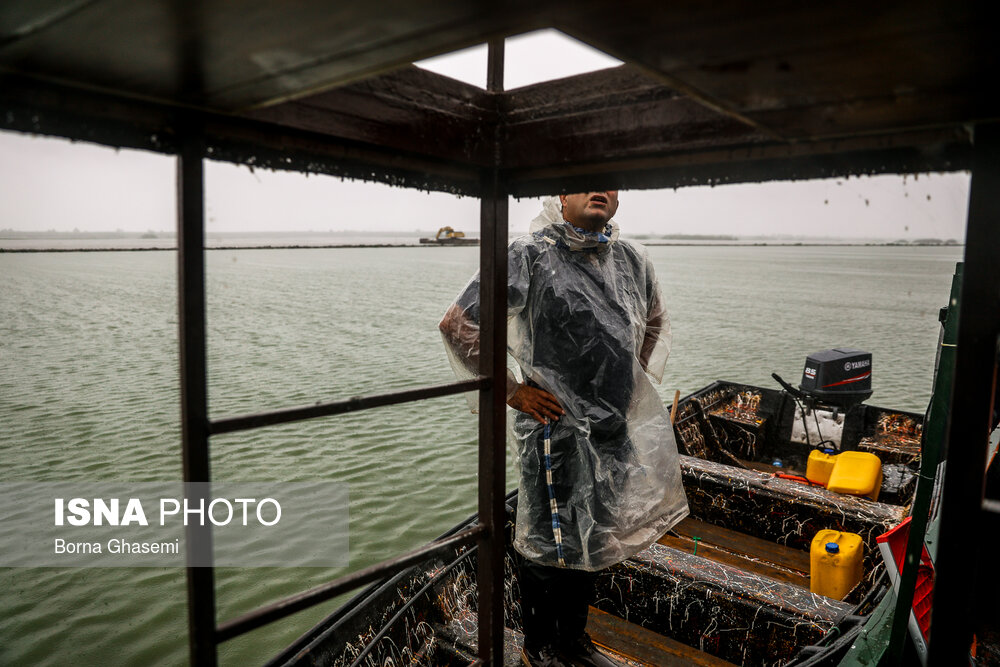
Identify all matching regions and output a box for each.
[826,451,883,501]
[806,448,838,486]
[810,529,864,600]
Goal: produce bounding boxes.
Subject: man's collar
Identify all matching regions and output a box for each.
[566,222,613,244]
[536,220,619,253]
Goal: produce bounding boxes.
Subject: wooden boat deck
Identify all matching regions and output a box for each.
[660,517,811,590]
[588,607,737,667]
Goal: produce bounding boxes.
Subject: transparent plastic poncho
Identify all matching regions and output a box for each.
[440,198,689,571]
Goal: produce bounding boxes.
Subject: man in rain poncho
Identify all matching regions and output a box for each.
[440,192,688,667]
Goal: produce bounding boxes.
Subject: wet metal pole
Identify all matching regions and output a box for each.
[174,5,217,663]
[177,121,218,667]
[478,36,508,666]
[928,122,1000,665]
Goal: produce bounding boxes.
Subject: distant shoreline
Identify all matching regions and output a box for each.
[1,241,964,253]
[0,244,428,253]
[642,241,962,247]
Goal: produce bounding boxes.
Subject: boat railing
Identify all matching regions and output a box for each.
[174,38,510,667]
[215,523,484,643]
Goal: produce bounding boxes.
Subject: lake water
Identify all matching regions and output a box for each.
[0,244,963,665]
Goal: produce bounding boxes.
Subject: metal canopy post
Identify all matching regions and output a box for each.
[928,123,1000,665]
[477,37,508,666]
[174,7,218,662]
[177,120,218,667]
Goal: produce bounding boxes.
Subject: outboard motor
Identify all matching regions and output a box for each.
[799,348,872,409]
[774,348,872,451]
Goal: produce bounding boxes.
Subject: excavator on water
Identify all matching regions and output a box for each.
[419,226,479,245]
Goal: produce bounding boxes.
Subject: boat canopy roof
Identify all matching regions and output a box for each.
[0,1,992,195]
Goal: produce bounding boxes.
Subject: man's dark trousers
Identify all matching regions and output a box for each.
[518,558,598,651]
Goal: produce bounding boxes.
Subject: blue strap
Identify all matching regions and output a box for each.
[568,222,612,244]
[542,420,566,566]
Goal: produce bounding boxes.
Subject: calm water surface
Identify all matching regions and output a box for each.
[0,244,962,665]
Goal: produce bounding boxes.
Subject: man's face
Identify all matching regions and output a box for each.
[559,191,620,229]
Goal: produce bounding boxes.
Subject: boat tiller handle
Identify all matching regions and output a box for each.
[772,372,806,400]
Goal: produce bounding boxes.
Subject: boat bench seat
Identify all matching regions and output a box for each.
[680,454,906,552]
[596,541,854,666]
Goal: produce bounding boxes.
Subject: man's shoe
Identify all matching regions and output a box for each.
[559,633,620,667]
[521,644,572,667]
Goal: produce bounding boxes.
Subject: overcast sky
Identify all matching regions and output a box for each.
[0,30,972,240]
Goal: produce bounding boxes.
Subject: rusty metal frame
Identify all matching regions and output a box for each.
[0,68,975,200]
[476,37,509,666]
[0,71,484,197]
[209,379,486,435]
[176,115,218,667]
[504,127,973,197]
[172,41,511,667]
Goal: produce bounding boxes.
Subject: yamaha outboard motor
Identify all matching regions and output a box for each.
[773,348,872,452]
[799,348,872,409]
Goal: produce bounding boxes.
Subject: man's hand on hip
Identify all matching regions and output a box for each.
[507,385,565,424]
